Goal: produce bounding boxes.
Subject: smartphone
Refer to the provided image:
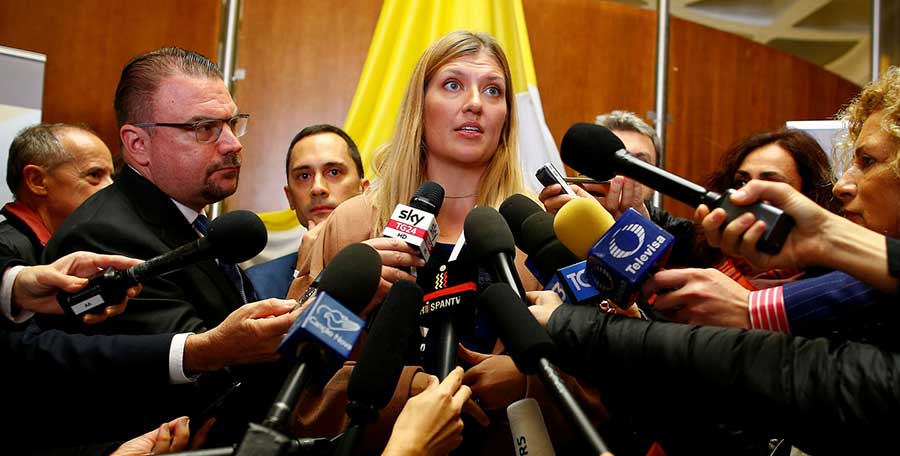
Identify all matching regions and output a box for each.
[564,176,610,185]
[535,162,577,196]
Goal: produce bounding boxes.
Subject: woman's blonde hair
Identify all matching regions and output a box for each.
[367,30,529,231]
[837,66,900,176]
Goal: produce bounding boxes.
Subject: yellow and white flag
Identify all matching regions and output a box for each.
[344,0,562,191]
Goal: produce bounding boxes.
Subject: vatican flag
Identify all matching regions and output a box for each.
[344,0,562,192]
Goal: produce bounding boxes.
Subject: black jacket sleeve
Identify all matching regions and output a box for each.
[547,304,900,454]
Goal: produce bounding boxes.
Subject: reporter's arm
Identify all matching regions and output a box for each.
[546,304,900,454]
[699,180,898,294]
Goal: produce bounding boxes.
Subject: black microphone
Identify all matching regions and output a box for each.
[57,210,267,318]
[334,280,424,456]
[561,122,794,254]
[382,181,444,265]
[478,283,612,456]
[464,206,527,299]
[500,194,580,286]
[265,243,382,434]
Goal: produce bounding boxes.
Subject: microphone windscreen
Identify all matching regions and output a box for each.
[410,180,445,215]
[207,210,268,264]
[554,198,616,259]
[316,243,382,314]
[477,283,555,374]
[464,206,516,259]
[508,398,557,456]
[560,123,625,182]
[499,194,543,246]
[347,280,423,409]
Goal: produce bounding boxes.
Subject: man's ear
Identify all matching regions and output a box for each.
[22,164,49,197]
[120,124,150,166]
[284,184,295,209]
[359,178,370,193]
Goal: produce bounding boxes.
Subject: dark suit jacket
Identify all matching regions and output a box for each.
[246,251,298,300]
[33,167,261,449]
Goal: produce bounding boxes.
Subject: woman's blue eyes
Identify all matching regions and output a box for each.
[442,80,502,96]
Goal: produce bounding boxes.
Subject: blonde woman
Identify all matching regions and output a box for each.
[290,31,604,454]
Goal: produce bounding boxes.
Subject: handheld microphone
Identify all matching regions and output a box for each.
[508,398,557,456]
[561,122,794,254]
[555,198,673,307]
[463,206,527,299]
[266,243,381,433]
[499,194,579,286]
[57,210,267,318]
[334,280,424,456]
[382,181,444,264]
[477,283,612,456]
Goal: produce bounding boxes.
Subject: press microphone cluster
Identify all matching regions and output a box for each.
[555,198,674,307]
[335,280,424,456]
[499,194,601,305]
[57,210,267,318]
[561,122,795,254]
[382,181,444,264]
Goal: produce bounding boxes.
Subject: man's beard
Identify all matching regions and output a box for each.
[202,154,241,202]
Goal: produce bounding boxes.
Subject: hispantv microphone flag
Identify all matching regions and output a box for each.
[59,210,267,318]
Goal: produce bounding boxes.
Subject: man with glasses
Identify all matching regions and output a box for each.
[37,47,298,450]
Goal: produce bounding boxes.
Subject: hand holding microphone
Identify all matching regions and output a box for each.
[562,122,795,254]
[56,210,267,319]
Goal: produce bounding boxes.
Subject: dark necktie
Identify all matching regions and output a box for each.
[193,214,248,304]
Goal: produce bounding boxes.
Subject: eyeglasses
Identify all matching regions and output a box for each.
[134,114,250,144]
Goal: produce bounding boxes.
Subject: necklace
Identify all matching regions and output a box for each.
[444,194,478,199]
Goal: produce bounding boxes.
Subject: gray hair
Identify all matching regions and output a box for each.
[595,110,661,165]
[7,123,84,195]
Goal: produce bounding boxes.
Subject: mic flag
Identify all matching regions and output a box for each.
[277,243,381,361]
[508,398,557,456]
[586,208,674,306]
[383,181,444,263]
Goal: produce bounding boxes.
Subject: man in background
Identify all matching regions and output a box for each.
[1,123,113,324]
[247,124,368,299]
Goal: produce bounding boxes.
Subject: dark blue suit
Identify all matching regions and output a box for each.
[246,251,298,300]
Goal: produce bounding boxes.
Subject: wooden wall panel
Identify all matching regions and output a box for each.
[229,0,383,212]
[524,0,859,218]
[0,0,221,164]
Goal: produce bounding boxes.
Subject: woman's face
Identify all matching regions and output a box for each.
[423,50,508,169]
[733,143,803,191]
[834,110,900,237]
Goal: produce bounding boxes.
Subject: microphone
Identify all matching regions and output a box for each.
[266,243,382,433]
[477,283,612,456]
[561,122,795,254]
[463,206,527,299]
[508,398,557,456]
[382,181,444,264]
[57,210,267,318]
[555,198,673,307]
[499,194,579,286]
[334,280,424,456]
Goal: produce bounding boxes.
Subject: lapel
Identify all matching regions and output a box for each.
[118,167,246,306]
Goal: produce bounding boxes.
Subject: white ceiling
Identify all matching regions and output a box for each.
[611,0,872,85]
